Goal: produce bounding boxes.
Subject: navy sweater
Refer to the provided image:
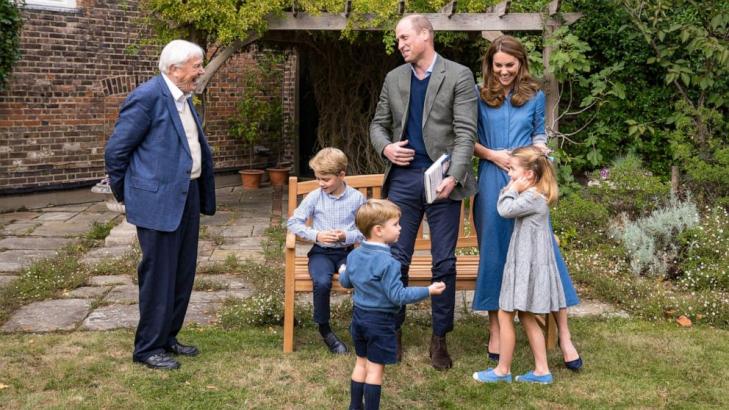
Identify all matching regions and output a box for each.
[340,241,430,313]
[403,74,433,169]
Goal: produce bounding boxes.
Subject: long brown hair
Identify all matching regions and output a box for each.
[480,35,540,108]
[510,146,558,205]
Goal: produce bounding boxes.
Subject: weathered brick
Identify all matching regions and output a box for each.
[0,1,295,193]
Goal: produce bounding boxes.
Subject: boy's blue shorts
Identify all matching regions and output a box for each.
[350,306,398,365]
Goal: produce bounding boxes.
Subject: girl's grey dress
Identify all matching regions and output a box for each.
[497,187,567,314]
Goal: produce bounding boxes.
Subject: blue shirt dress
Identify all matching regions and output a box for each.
[472,90,580,311]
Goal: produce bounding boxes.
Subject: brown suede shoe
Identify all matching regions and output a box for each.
[429,335,453,370]
[396,329,403,363]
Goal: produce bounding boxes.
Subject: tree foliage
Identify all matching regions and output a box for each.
[0,0,23,91]
[138,0,729,206]
[619,0,729,205]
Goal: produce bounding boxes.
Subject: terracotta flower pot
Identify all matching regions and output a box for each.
[266,167,290,187]
[239,169,264,190]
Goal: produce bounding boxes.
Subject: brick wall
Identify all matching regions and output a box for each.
[0,0,296,194]
[204,47,295,171]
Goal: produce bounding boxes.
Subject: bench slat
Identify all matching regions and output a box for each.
[284,174,556,353]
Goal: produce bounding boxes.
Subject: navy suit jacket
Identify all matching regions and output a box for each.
[105,75,216,232]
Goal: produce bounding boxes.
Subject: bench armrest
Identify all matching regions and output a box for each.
[286,231,297,250]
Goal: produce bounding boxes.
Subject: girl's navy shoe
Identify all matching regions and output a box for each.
[564,357,582,372]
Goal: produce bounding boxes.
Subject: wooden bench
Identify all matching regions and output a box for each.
[283,174,556,353]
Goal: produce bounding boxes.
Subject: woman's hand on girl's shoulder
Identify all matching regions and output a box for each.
[489,149,511,171]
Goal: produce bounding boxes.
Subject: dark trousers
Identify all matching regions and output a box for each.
[307,244,352,325]
[133,180,200,361]
[387,167,460,336]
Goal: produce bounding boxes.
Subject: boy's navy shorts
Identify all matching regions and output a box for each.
[350,306,397,365]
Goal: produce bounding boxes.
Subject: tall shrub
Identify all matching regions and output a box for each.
[620,0,729,206]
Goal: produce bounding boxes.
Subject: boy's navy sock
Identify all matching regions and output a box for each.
[349,380,364,410]
[318,323,332,338]
[364,383,381,410]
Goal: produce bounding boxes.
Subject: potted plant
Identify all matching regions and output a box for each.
[266,111,292,187]
[230,92,266,189]
[229,51,285,189]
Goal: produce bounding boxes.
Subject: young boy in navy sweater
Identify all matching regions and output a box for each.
[340,199,445,410]
[287,147,366,354]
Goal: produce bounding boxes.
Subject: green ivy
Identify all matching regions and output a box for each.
[0,0,23,91]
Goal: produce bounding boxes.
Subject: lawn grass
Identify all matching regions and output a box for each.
[0,316,727,409]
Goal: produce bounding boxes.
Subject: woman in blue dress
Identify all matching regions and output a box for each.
[472,35,582,370]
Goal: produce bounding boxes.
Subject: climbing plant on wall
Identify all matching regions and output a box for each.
[0,0,23,91]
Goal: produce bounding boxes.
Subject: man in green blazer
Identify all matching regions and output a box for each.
[370,14,477,370]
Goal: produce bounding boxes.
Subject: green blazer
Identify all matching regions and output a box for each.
[370,55,478,200]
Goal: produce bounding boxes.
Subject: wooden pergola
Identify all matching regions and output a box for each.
[198,0,582,136]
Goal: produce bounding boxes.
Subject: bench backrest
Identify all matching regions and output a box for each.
[287,174,477,250]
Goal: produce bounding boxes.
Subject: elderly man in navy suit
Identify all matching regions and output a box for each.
[105,39,216,370]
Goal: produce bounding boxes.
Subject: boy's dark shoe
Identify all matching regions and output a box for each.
[396,329,403,362]
[166,342,199,357]
[429,335,452,370]
[133,353,181,370]
[323,331,349,354]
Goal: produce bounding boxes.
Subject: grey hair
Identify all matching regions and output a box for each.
[158,40,204,74]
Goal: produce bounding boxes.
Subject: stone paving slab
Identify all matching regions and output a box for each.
[189,289,252,304]
[570,300,629,318]
[1,222,40,236]
[0,249,58,272]
[196,274,252,290]
[87,202,114,212]
[219,226,256,238]
[209,249,263,263]
[0,212,41,225]
[183,303,220,326]
[226,217,271,228]
[29,221,93,237]
[1,299,91,333]
[197,241,216,257]
[81,304,139,331]
[200,212,238,226]
[104,219,137,247]
[81,246,135,265]
[0,275,18,289]
[103,285,138,304]
[0,236,73,250]
[35,212,78,222]
[217,237,264,250]
[64,286,110,299]
[40,204,93,213]
[88,275,134,286]
[66,212,118,226]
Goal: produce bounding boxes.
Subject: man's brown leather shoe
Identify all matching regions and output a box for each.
[429,335,452,370]
[396,329,403,362]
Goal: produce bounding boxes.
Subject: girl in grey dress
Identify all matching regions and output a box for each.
[473,145,566,384]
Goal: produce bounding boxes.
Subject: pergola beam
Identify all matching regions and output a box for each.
[266,12,582,32]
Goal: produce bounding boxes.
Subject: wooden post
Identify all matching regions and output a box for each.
[283,176,299,352]
[543,0,561,137]
[671,165,679,194]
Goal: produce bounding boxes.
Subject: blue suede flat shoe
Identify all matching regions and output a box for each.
[488,351,500,362]
[472,368,512,383]
[515,371,553,384]
[564,357,583,372]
